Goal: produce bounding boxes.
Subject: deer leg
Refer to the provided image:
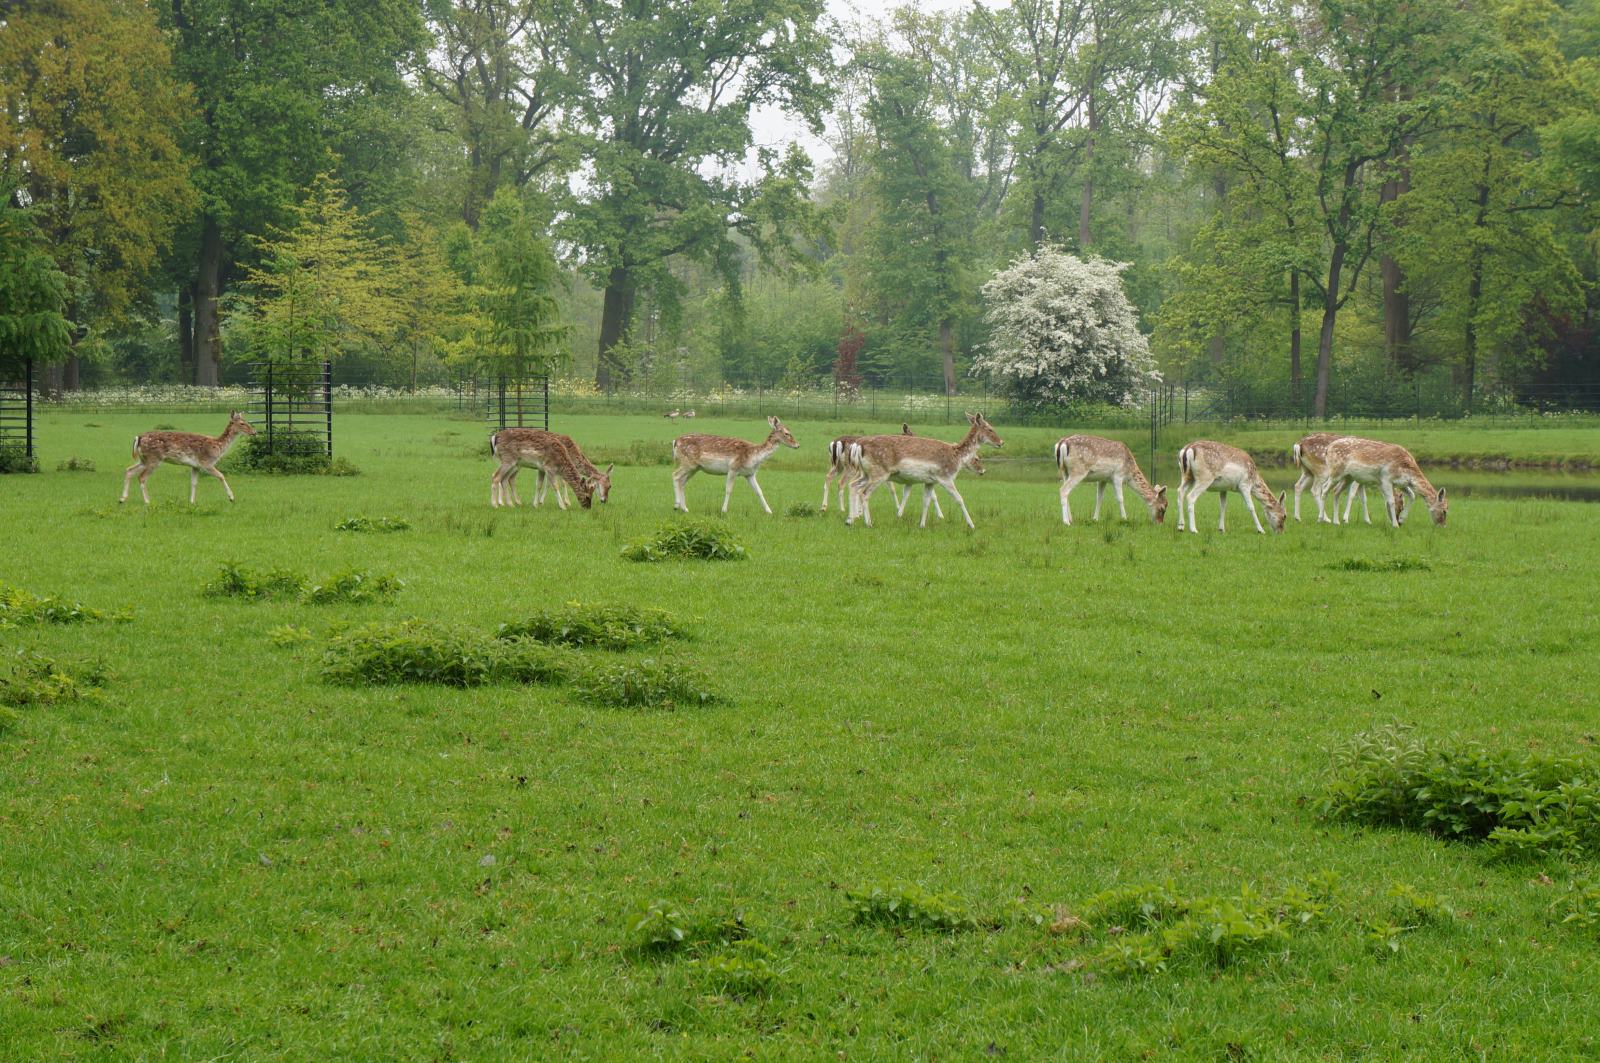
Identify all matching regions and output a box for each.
[532,468,547,507]
[138,465,154,505]
[509,467,526,507]
[721,470,737,513]
[1311,473,1334,523]
[1115,476,1129,520]
[1293,470,1312,521]
[1174,479,1187,531]
[1380,474,1400,527]
[1092,483,1105,521]
[1059,470,1089,525]
[929,489,944,520]
[1184,474,1214,534]
[1241,488,1265,534]
[121,461,145,504]
[1359,484,1373,524]
[920,485,935,526]
[1217,490,1228,532]
[203,464,235,502]
[891,482,908,518]
[939,477,974,530]
[852,474,887,527]
[821,465,835,512]
[1342,481,1359,525]
[747,473,772,514]
[672,466,693,512]
[189,467,199,504]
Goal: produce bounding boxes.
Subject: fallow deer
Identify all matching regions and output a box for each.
[847,412,1003,530]
[672,416,799,513]
[822,422,918,515]
[120,411,257,505]
[1175,440,1285,534]
[1054,434,1167,525]
[1292,433,1406,524]
[1314,437,1447,527]
[525,433,613,507]
[489,429,596,509]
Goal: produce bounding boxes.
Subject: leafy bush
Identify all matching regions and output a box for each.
[622,519,747,562]
[55,456,95,472]
[0,651,105,733]
[0,583,123,626]
[695,939,780,997]
[1556,880,1600,934]
[1082,880,1187,930]
[495,638,578,685]
[1319,724,1600,858]
[322,621,503,687]
[203,563,400,605]
[0,448,38,474]
[333,516,411,532]
[301,571,403,605]
[267,625,315,648]
[230,430,333,474]
[784,501,818,518]
[633,899,689,951]
[1333,558,1432,573]
[846,883,978,931]
[571,657,716,708]
[495,602,684,650]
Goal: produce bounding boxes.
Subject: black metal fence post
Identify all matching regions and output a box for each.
[323,360,333,457]
[25,357,34,460]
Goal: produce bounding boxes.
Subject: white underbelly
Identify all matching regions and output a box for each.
[698,457,734,474]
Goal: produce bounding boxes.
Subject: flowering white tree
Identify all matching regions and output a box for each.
[973,248,1158,407]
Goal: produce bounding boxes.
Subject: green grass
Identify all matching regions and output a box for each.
[3,410,1600,1057]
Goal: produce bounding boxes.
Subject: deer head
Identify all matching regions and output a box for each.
[228,411,258,437]
[585,463,615,504]
[966,411,1003,449]
[1151,484,1168,523]
[1427,486,1448,526]
[1262,483,1287,532]
[767,416,799,448]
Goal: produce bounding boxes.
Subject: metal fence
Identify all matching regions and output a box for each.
[250,360,333,458]
[0,359,35,469]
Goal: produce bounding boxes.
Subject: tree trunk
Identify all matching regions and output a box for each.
[64,353,80,391]
[1077,94,1097,250]
[194,214,225,386]
[1462,171,1492,414]
[1289,271,1302,408]
[1312,245,1346,419]
[1380,167,1411,371]
[596,266,635,391]
[178,287,195,384]
[938,318,956,397]
[1030,187,1046,250]
[1207,171,1228,370]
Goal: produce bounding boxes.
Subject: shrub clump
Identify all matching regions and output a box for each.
[203,563,401,604]
[0,449,39,474]
[846,883,979,931]
[229,431,359,476]
[571,657,716,708]
[495,602,684,650]
[0,583,124,627]
[0,651,105,733]
[1319,724,1600,858]
[333,516,411,533]
[55,456,96,472]
[784,501,818,518]
[622,519,747,562]
[695,939,780,997]
[1332,557,1432,573]
[321,622,575,688]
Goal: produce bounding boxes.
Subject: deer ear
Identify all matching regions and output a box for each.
[768,415,779,428]
[1437,487,1446,500]
[604,463,614,476]
[1156,485,1166,496]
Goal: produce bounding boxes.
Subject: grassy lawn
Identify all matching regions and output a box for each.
[3,410,1599,1058]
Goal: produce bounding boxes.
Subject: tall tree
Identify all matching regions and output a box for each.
[474,187,568,382]
[546,0,833,389]
[0,199,72,378]
[0,0,194,389]
[163,0,423,384]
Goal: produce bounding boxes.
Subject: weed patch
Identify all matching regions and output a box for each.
[0,583,125,626]
[1,651,105,732]
[203,563,401,604]
[1319,724,1600,859]
[1332,557,1433,573]
[322,621,504,687]
[784,501,818,518]
[333,516,411,533]
[228,432,360,476]
[846,883,979,931]
[301,571,404,605]
[622,519,747,562]
[695,939,780,997]
[495,602,684,650]
[572,657,716,708]
[0,449,38,474]
[55,457,96,473]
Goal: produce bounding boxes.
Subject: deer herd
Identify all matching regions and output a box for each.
[116,409,1449,532]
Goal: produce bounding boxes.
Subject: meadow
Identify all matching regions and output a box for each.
[3,410,1600,1059]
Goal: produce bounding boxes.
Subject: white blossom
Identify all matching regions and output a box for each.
[973,247,1158,407]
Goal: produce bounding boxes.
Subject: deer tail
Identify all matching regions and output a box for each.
[1054,438,1069,471]
[489,432,499,457]
[1292,442,1302,468]
[132,435,141,458]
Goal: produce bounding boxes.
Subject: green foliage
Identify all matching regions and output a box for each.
[784,501,818,518]
[333,516,411,532]
[1333,558,1433,573]
[229,431,335,475]
[0,449,39,474]
[0,200,71,371]
[571,657,716,709]
[695,939,780,997]
[1319,724,1600,858]
[632,899,689,951]
[54,457,95,472]
[495,602,684,651]
[1555,881,1600,934]
[1082,881,1188,930]
[0,583,122,627]
[846,883,979,931]
[320,622,575,688]
[266,625,315,648]
[474,188,567,381]
[621,519,748,562]
[0,651,105,727]
[202,564,400,605]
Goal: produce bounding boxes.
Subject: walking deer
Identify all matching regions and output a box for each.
[120,411,257,504]
[822,423,918,516]
[1175,440,1286,534]
[1314,437,1447,527]
[672,416,799,513]
[1054,434,1167,524]
[489,428,597,509]
[1292,433,1407,524]
[847,412,1003,530]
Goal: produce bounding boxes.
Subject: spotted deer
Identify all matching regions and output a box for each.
[847,412,1003,530]
[672,416,799,513]
[1292,433,1406,524]
[822,422,917,516]
[524,433,613,507]
[120,411,257,505]
[1054,434,1167,525]
[1175,440,1286,534]
[1314,437,1447,527]
[489,428,596,509]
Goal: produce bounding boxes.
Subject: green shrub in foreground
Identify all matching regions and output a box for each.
[496,601,684,650]
[0,449,39,474]
[333,516,411,532]
[695,939,780,997]
[571,657,716,708]
[846,883,979,931]
[1319,724,1600,858]
[321,623,575,688]
[1,651,105,733]
[0,583,125,626]
[203,563,401,604]
[622,519,747,562]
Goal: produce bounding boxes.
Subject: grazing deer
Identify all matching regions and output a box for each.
[527,433,613,507]
[672,416,799,513]
[822,422,918,515]
[1175,440,1285,534]
[1054,434,1167,525]
[1314,437,1447,527]
[120,411,257,505]
[489,429,596,509]
[847,411,1003,530]
[1291,433,1404,524]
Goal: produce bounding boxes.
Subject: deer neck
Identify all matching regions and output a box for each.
[953,424,985,464]
[217,421,247,455]
[749,430,782,467]
[1401,467,1440,507]
[1126,461,1161,515]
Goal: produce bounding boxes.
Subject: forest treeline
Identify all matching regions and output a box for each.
[2,0,1598,415]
